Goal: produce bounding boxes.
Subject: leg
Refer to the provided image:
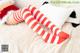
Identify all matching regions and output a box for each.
[27,5,70,44]
[5,7,70,44]
[21,8,69,44]
[6,9,24,25]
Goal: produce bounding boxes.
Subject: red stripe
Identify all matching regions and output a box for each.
[50,28,59,43]
[41,17,47,24]
[35,25,41,32]
[40,30,45,36]
[18,10,24,21]
[37,14,44,21]
[31,21,38,29]
[15,12,22,22]
[50,25,55,31]
[13,13,18,23]
[21,9,29,19]
[24,13,32,20]
[13,13,19,23]
[20,9,23,19]
[16,11,22,22]
[44,33,50,42]
[34,11,40,19]
[22,8,29,14]
[45,21,51,28]
[31,7,36,14]
[26,17,34,25]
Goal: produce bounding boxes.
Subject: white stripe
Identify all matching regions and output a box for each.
[33,9,38,16]
[48,23,53,28]
[52,26,57,34]
[28,20,36,28]
[36,12,42,20]
[43,19,49,26]
[18,9,22,20]
[27,4,31,9]
[21,7,28,15]
[23,11,30,19]
[14,12,19,22]
[47,34,53,43]
[53,36,59,45]
[18,9,22,18]
[29,5,34,11]
[39,15,45,23]
[15,12,22,21]
[15,12,19,21]
[42,32,48,39]
[25,16,33,23]
[56,30,61,35]
[18,9,22,16]
[33,24,39,31]
[37,28,43,35]
[20,10,24,19]
[47,27,58,43]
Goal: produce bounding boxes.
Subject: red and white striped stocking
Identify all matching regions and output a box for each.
[27,5,58,32]
[27,5,70,44]
[5,9,24,24]
[12,9,24,23]
[11,8,60,44]
[21,8,69,44]
[6,6,70,44]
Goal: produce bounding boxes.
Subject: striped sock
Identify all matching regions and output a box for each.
[27,5,58,32]
[7,7,70,44]
[6,9,24,24]
[27,5,70,44]
[21,8,69,44]
[22,8,59,44]
[13,9,24,23]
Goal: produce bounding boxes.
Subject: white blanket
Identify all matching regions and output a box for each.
[0,23,38,53]
[0,23,80,53]
[27,23,80,53]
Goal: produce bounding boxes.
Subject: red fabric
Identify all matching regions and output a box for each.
[0,5,19,19]
[57,32,69,44]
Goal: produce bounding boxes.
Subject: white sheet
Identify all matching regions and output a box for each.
[0,23,80,53]
[27,23,80,53]
[0,23,38,53]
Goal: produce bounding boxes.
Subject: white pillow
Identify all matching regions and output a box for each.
[39,4,72,28]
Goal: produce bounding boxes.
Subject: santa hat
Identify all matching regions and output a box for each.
[0,0,19,19]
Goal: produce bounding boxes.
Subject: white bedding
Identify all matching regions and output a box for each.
[27,23,80,53]
[0,22,80,53]
[0,0,80,53]
[0,23,38,53]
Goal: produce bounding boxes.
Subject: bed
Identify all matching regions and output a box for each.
[27,22,80,53]
[0,22,80,53]
[0,0,80,53]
